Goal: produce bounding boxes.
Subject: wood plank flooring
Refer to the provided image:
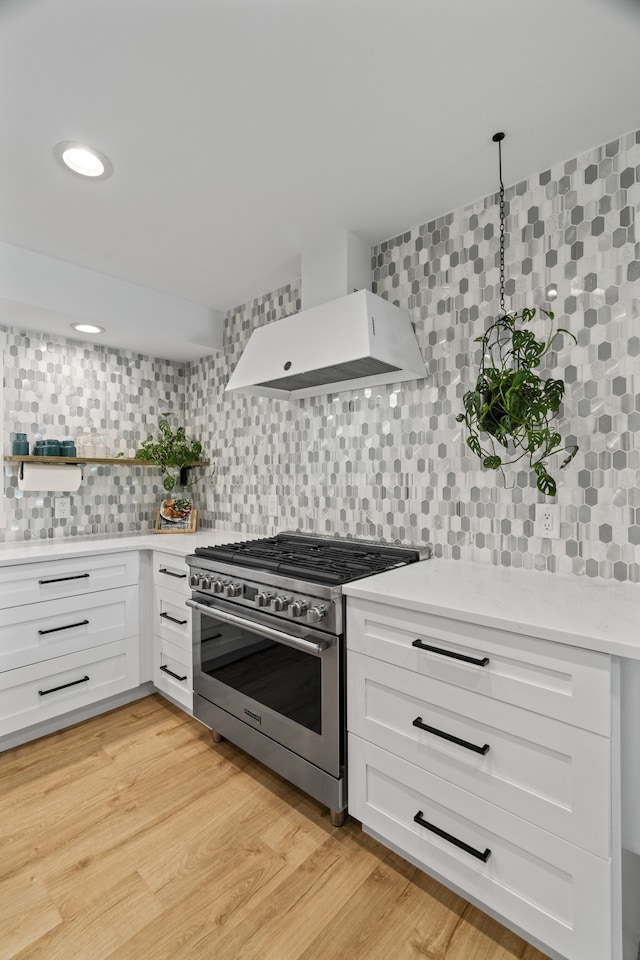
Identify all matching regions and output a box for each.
[0,695,551,960]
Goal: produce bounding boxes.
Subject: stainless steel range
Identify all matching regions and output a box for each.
[186,532,428,825]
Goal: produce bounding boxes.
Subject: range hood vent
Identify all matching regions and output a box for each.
[226,228,427,401]
[226,288,426,400]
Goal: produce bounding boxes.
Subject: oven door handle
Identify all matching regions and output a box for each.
[186,599,330,656]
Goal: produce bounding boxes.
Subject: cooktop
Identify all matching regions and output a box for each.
[192,532,427,586]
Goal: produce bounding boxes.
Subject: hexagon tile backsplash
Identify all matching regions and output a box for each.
[2,332,186,541]
[187,127,640,582]
[3,127,640,581]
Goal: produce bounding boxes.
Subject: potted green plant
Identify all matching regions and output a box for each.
[135,415,203,492]
[456,307,578,496]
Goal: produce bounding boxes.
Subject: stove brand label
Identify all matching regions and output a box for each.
[244,708,262,725]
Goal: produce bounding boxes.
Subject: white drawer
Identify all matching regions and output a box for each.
[0,586,139,672]
[347,651,610,858]
[0,552,139,610]
[347,598,611,735]
[348,735,611,960]
[155,637,192,710]
[155,586,191,651]
[0,638,140,735]
[153,552,190,594]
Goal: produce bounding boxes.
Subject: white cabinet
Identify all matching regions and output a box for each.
[0,551,139,609]
[349,737,611,960]
[0,544,197,744]
[151,551,192,711]
[0,553,140,738]
[0,587,138,672]
[0,639,139,733]
[347,596,615,960]
[347,600,610,734]
[348,650,610,858]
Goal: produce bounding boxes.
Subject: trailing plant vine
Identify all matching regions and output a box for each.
[456,307,578,496]
[135,415,203,492]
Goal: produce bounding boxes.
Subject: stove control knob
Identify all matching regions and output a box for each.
[189,574,201,588]
[211,579,225,594]
[224,581,244,598]
[273,596,291,612]
[290,600,309,618]
[307,604,328,624]
[255,592,273,607]
[200,577,212,591]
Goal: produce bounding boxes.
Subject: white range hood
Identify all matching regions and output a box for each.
[225,232,426,400]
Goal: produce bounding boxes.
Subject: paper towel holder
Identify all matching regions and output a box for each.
[17,460,84,484]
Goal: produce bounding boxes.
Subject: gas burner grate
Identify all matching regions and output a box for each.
[193,533,421,585]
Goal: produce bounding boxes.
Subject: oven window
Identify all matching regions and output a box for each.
[200,617,322,734]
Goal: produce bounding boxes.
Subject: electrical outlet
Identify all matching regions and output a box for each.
[55,496,71,520]
[534,502,560,539]
[267,494,279,517]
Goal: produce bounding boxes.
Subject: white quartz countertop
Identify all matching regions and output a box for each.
[3,536,638,658]
[0,530,251,567]
[344,558,640,660]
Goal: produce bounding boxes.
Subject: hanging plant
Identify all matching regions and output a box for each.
[135,415,203,492]
[457,131,578,497]
[456,307,578,495]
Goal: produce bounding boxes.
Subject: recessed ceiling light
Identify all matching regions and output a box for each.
[53,141,113,180]
[70,323,105,334]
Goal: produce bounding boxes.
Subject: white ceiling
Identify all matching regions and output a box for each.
[1,0,639,360]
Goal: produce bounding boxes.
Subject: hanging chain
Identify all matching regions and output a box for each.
[492,131,506,315]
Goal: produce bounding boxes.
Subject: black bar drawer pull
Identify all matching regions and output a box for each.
[413,811,491,863]
[160,664,188,682]
[39,675,90,696]
[38,573,90,585]
[159,568,187,579]
[38,619,89,636]
[160,611,188,626]
[412,638,490,667]
[413,716,490,755]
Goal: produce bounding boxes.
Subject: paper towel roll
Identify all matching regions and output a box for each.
[18,463,82,492]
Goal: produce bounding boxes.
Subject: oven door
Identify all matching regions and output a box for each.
[187,594,342,777]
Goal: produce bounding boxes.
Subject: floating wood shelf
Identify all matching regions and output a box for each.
[5,455,209,467]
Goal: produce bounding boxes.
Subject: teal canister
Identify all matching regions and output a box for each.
[59,440,77,457]
[12,433,29,455]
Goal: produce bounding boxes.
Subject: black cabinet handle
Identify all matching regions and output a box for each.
[159,568,187,579]
[160,664,187,682]
[38,619,89,636]
[413,811,491,862]
[160,611,188,626]
[413,716,490,755]
[38,573,90,585]
[39,675,90,696]
[412,638,490,667]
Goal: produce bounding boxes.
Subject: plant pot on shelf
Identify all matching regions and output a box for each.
[163,467,184,493]
[134,415,204,493]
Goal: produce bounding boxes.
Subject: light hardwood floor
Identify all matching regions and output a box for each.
[0,695,551,960]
